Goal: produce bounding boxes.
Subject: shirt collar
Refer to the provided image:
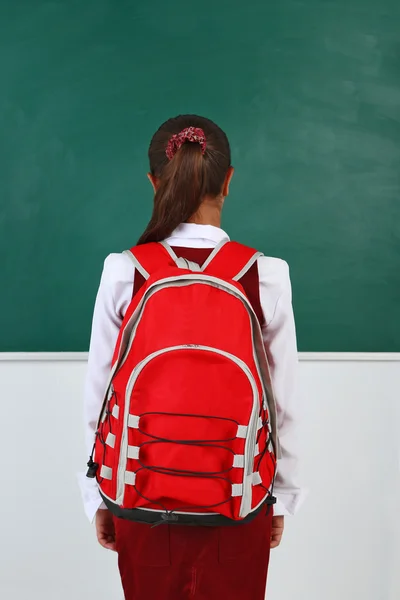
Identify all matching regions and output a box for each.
[166,223,230,246]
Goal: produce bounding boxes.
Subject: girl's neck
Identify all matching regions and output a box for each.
[188,196,223,228]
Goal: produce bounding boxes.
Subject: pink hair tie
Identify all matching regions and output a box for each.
[166,127,207,160]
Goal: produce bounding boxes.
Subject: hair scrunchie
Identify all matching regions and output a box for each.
[166,127,207,160]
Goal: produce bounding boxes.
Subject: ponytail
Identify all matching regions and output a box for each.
[138,115,231,245]
[137,144,206,245]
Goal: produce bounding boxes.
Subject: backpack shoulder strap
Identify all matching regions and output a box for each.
[202,241,263,281]
[124,242,177,280]
[124,240,262,281]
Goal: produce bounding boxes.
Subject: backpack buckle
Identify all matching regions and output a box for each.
[161,511,179,523]
[86,457,99,479]
[152,511,179,527]
[265,495,277,506]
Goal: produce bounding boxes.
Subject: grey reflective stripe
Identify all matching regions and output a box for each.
[252,471,262,486]
[127,446,140,460]
[232,252,263,281]
[128,414,140,428]
[237,425,247,438]
[106,433,116,448]
[257,416,263,430]
[123,250,150,280]
[241,474,253,514]
[112,404,120,419]
[176,257,202,271]
[100,465,113,480]
[125,471,136,486]
[233,455,245,468]
[254,443,260,457]
[232,483,243,497]
[199,240,229,271]
[159,241,180,263]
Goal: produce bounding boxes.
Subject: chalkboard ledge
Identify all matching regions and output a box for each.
[0,353,399,362]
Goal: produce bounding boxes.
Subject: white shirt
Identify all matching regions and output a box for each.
[79,223,306,522]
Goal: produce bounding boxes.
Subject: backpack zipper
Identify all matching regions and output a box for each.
[94,384,114,433]
[116,345,260,518]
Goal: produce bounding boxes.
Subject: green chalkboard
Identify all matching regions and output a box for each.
[1,1,399,352]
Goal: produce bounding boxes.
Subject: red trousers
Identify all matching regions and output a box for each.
[114,507,273,600]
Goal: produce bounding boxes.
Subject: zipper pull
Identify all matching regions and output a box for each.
[101,385,114,423]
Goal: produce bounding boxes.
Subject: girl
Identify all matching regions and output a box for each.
[81,115,304,599]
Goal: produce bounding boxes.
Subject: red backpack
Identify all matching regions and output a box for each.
[87,240,280,525]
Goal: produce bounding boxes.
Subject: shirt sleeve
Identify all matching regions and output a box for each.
[259,258,307,516]
[78,253,134,522]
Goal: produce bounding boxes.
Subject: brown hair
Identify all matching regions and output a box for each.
[137,115,231,245]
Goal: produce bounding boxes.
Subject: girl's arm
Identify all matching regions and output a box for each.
[78,253,134,522]
[259,258,307,516]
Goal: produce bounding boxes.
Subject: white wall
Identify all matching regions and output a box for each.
[0,356,399,600]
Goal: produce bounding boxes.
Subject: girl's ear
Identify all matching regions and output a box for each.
[222,167,234,197]
[147,173,159,192]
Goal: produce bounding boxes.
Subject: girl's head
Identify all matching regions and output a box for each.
[138,115,233,245]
